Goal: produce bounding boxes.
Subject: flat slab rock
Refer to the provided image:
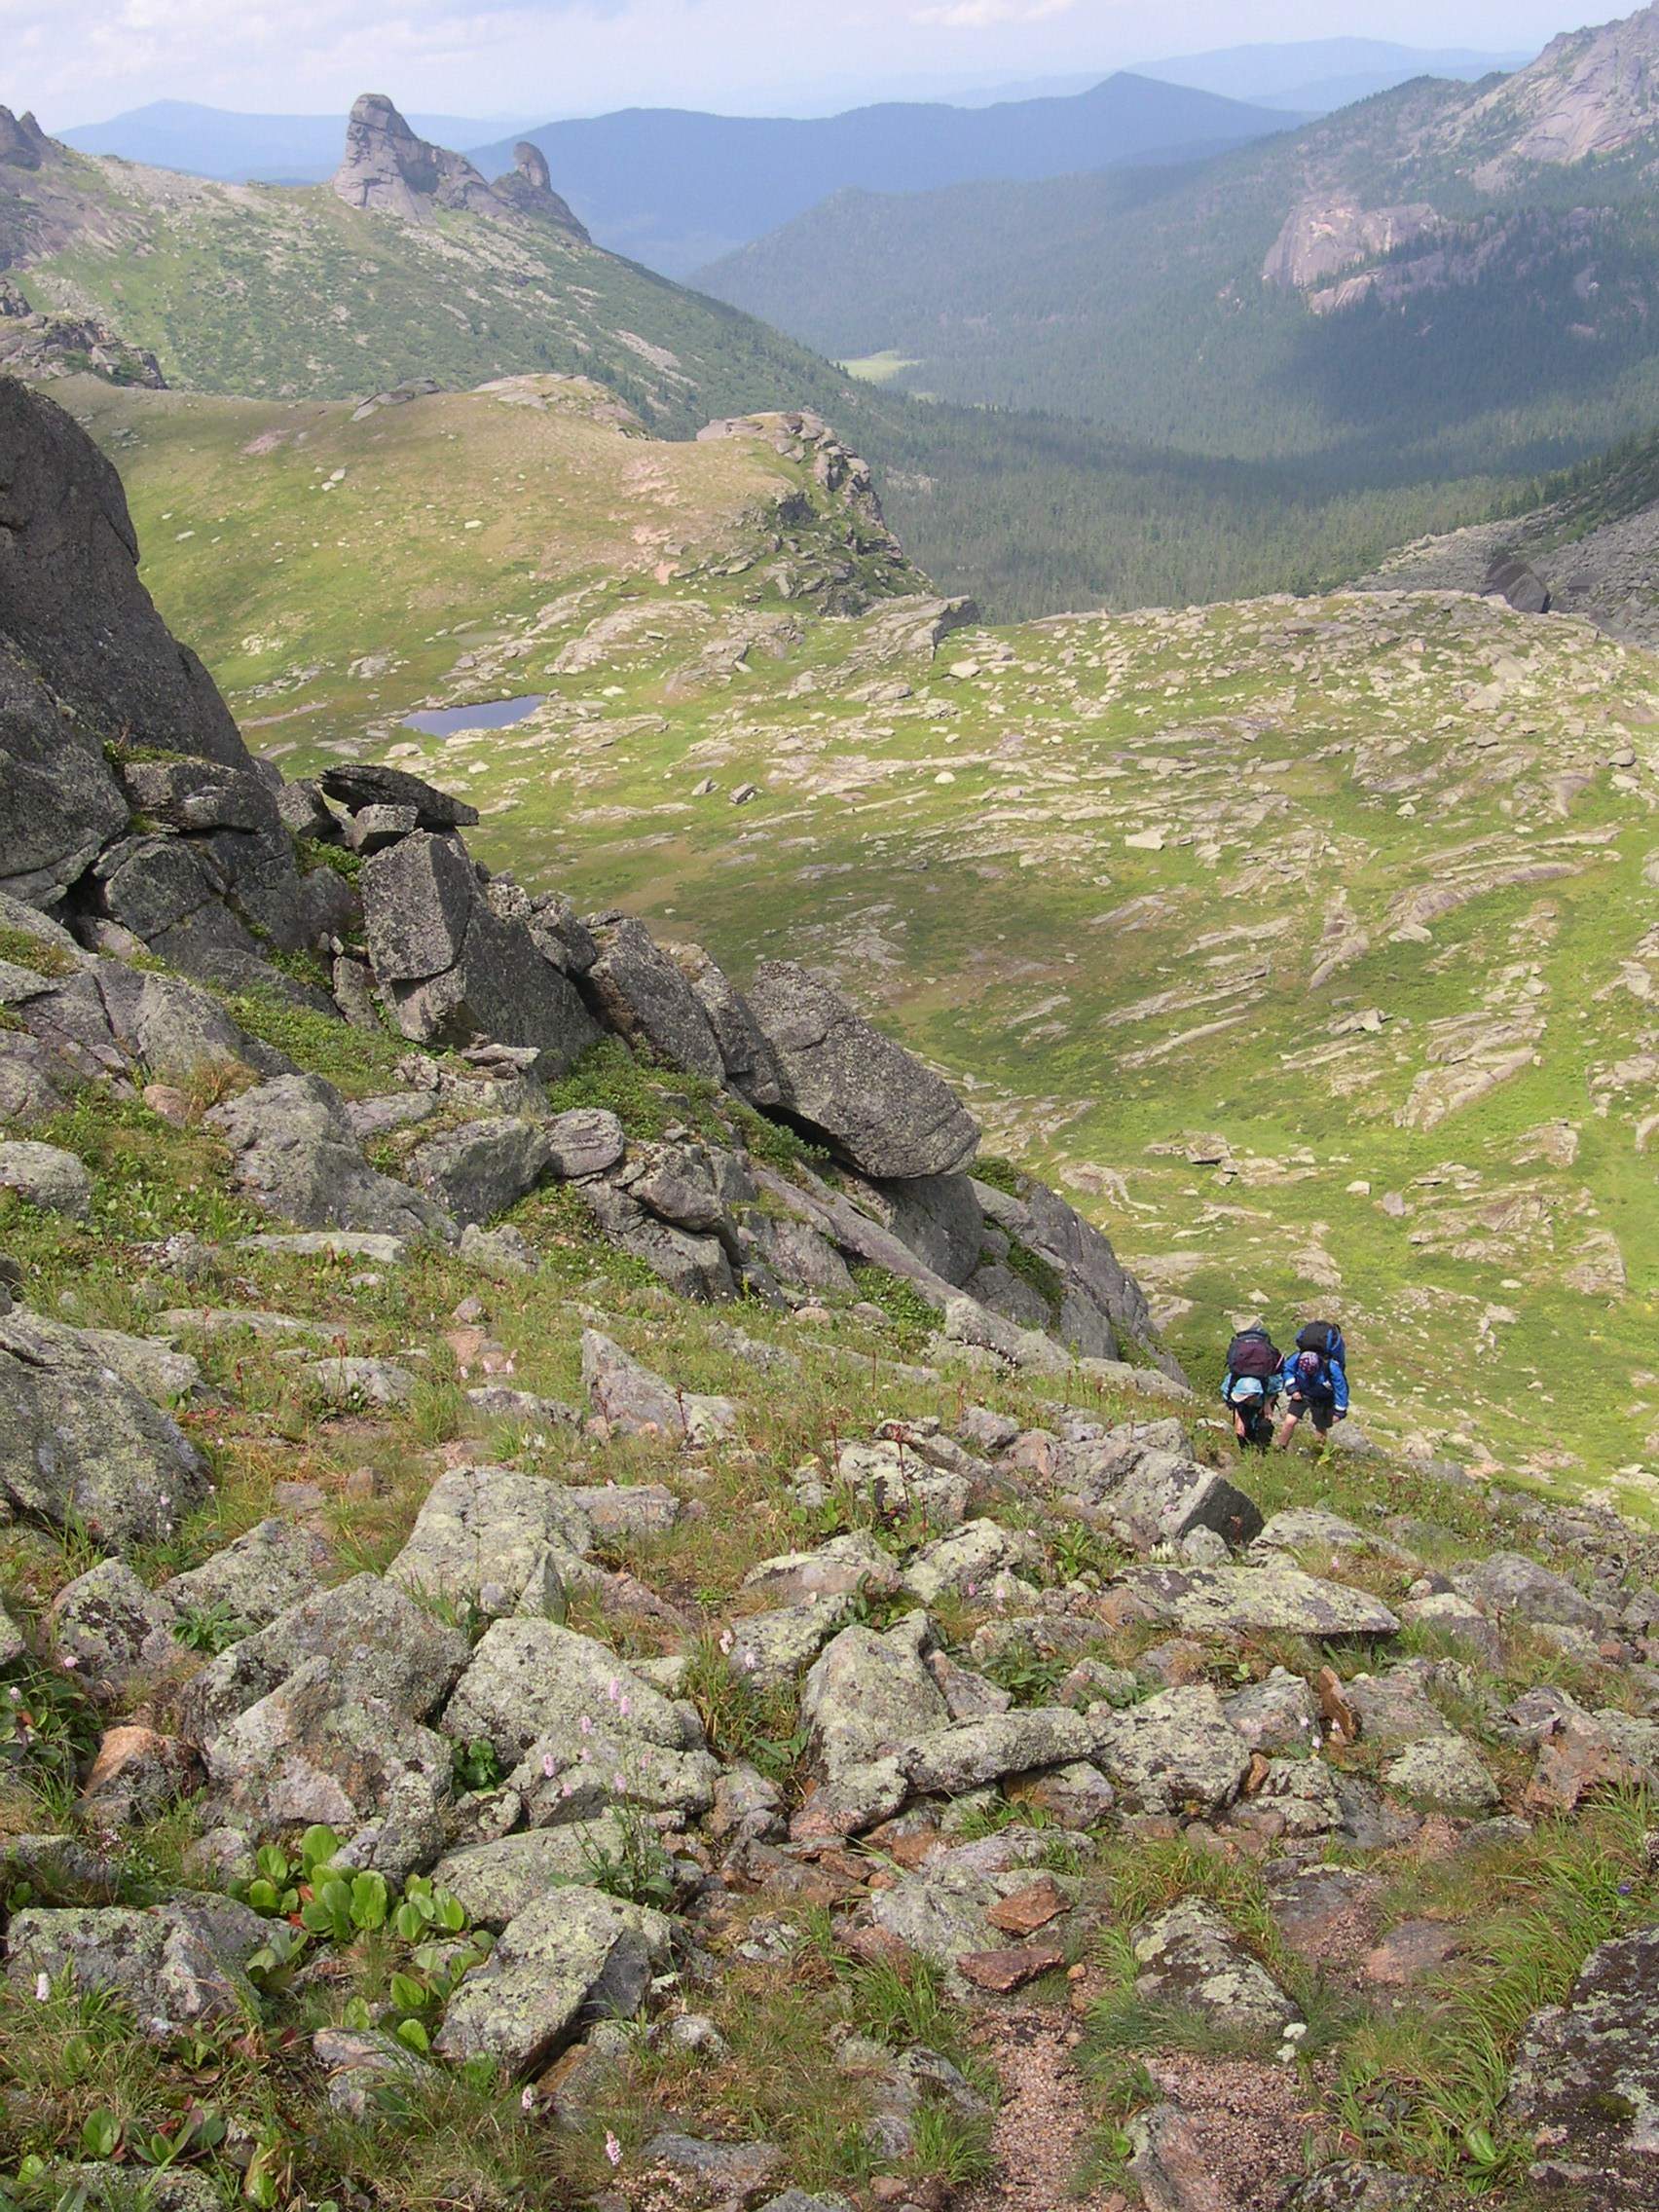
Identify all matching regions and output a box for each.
[1116,1562,1400,1640]
[8,1898,266,2038]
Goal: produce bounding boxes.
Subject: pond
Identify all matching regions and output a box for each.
[403,694,545,736]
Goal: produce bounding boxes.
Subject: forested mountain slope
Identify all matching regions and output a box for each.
[700,2,1659,538]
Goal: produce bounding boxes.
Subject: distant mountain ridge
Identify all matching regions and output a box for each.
[466,73,1296,275]
[54,75,1295,279]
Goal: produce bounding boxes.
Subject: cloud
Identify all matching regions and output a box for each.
[909,0,1078,21]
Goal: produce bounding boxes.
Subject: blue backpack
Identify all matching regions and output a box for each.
[1296,1320,1347,1372]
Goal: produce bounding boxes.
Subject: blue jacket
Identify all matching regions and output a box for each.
[1282,1352,1349,1413]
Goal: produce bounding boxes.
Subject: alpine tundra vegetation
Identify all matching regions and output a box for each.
[1,42,1658,2212]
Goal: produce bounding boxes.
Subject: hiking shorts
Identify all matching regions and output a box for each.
[1285,1392,1338,1435]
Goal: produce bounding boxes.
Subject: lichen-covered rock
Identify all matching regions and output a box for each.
[1117,1563,1399,1641]
[407,1115,553,1225]
[812,1436,969,1527]
[901,1518,1041,1605]
[581,1328,736,1444]
[1345,1669,1450,1749]
[857,1171,984,1286]
[430,1820,631,1929]
[163,1518,327,1636]
[1132,1898,1301,2036]
[47,1559,177,1696]
[723,1596,861,1689]
[0,1309,209,1552]
[208,1074,454,1244]
[1286,2165,1435,2211]
[1505,1925,1659,2197]
[581,913,724,1079]
[1452,1552,1604,1633]
[360,831,599,1074]
[1107,1453,1264,1554]
[800,1621,950,1784]
[440,1618,717,1823]
[544,1107,626,1179]
[1231,1756,1346,1838]
[641,2132,785,2203]
[203,1656,453,1877]
[1223,1668,1321,1753]
[182,1572,470,1742]
[742,1531,902,1608]
[387,1462,593,1609]
[667,940,782,1105]
[1382,1733,1500,1816]
[578,1180,736,1301]
[0,1138,91,1218]
[303,1354,415,1410]
[1092,1685,1252,1817]
[434,1885,673,2073]
[745,960,979,1178]
[7,1898,266,2038]
[902,1709,1095,1795]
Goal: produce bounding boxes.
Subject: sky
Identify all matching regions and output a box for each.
[5,0,1606,130]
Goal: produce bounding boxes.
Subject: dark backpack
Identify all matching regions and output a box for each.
[1297,1320,1347,1371]
[1227,1328,1280,1381]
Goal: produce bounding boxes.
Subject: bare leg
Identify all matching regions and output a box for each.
[1273,1410,1300,1451]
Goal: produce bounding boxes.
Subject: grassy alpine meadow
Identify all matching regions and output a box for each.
[60,373,1659,1507]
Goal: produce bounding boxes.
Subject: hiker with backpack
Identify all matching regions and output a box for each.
[1274,1320,1349,1450]
[1222,1321,1282,1451]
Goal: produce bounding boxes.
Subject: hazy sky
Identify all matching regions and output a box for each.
[9,0,1603,130]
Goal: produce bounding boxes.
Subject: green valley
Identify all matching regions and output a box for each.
[63,371,1659,1514]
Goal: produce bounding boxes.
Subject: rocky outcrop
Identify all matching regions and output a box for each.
[493,142,590,238]
[0,107,51,170]
[331,94,502,222]
[331,96,587,237]
[359,833,600,1075]
[745,960,979,1179]
[0,282,166,389]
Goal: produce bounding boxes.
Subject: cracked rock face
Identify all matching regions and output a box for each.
[359,831,599,1075]
[745,959,980,1179]
[1507,1925,1659,2194]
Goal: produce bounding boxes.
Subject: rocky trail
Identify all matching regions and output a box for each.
[2,377,1659,2212]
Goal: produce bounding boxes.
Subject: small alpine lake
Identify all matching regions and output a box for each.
[403,694,545,736]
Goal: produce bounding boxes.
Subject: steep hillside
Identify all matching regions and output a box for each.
[6,353,1659,2212]
[699,2,1659,525]
[56,370,1659,1510]
[1364,425,1659,644]
[467,74,1294,276]
[0,99,860,436]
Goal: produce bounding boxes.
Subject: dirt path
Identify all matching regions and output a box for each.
[960,2004,1124,2212]
[960,2003,1325,2211]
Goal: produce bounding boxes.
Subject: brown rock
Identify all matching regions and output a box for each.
[958,1943,1067,1993]
[1363,1917,1462,1987]
[81,1724,199,1822]
[986,1875,1069,1936]
[1315,1666,1358,1744]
